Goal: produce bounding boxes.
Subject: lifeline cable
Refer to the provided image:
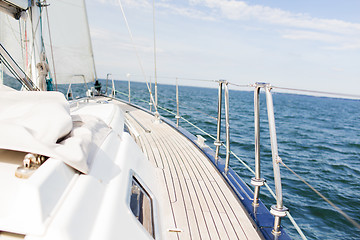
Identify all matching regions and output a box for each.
[272,86,360,99]
[280,159,360,230]
[112,88,308,239]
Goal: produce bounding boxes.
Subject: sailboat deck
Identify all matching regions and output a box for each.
[113,99,262,240]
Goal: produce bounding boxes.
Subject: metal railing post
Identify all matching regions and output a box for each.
[214,80,224,163]
[149,76,153,111]
[224,81,230,174]
[127,73,131,103]
[111,76,115,97]
[265,85,288,237]
[74,74,88,91]
[154,76,160,122]
[175,77,181,127]
[251,83,266,210]
[105,73,111,95]
[155,76,158,109]
[66,83,73,100]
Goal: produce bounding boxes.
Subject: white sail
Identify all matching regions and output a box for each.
[0,7,44,89]
[0,12,25,70]
[43,0,96,84]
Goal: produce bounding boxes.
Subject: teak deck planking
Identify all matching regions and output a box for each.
[115,100,262,240]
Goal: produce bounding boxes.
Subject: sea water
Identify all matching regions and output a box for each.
[43,80,360,239]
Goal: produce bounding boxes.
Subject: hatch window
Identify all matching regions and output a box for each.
[130,177,155,238]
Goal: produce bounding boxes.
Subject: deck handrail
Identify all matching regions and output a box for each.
[252,82,288,237]
[113,80,360,237]
[113,87,307,239]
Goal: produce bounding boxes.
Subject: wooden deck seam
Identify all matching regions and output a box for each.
[129,109,244,239]
[173,133,251,239]
[152,124,213,240]
[120,104,261,240]
[156,125,235,240]
[144,126,198,239]
[138,122,194,239]
[168,130,240,239]
[169,122,257,239]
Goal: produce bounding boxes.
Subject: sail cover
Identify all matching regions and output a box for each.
[43,0,96,84]
[0,89,111,173]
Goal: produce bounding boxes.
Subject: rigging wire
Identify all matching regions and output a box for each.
[229,81,360,99]
[158,76,217,83]
[117,0,158,113]
[228,82,252,88]
[156,93,218,121]
[5,15,22,46]
[272,86,360,99]
[280,160,360,230]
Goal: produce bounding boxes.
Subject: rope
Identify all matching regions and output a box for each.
[117,0,158,112]
[280,160,360,230]
[286,212,308,240]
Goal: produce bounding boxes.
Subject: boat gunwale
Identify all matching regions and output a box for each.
[104,95,291,240]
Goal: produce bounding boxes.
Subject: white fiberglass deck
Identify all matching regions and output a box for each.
[113,98,262,240]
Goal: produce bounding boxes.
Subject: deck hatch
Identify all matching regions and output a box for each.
[129,176,155,238]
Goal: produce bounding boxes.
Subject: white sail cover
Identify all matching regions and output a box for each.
[0,89,111,173]
[43,0,96,84]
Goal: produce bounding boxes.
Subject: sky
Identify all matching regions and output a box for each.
[85,0,360,96]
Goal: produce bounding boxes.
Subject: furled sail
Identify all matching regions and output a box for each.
[43,0,96,84]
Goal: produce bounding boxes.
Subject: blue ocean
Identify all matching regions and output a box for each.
[37,79,360,239]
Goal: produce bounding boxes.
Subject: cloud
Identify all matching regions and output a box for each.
[94,0,360,49]
[157,2,216,21]
[282,30,343,43]
[96,0,150,8]
[192,0,360,34]
[191,0,360,49]
[97,0,360,35]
